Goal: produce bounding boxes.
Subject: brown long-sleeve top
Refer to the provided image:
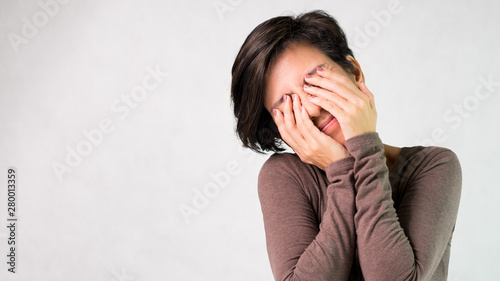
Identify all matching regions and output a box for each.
[258,132,462,281]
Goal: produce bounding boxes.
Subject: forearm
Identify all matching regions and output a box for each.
[290,157,356,280]
[349,133,415,279]
[259,154,357,280]
[345,133,461,280]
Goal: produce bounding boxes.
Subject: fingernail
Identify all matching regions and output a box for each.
[273,108,278,116]
[305,74,313,79]
[308,95,315,100]
[303,83,310,88]
[316,66,324,72]
[292,94,296,101]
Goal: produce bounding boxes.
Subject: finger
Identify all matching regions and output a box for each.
[272,107,300,149]
[307,72,369,115]
[282,94,309,149]
[282,94,296,128]
[291,94,312,148]
[308,95,347,123]
[303,83,349,110]
[315,66,367,99]
[292,94,338,155]
[292,94,310,138]
[307,67,369,104]
[358,81,376,111]
[297,104,342,146]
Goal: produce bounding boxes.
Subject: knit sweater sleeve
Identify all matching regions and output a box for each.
[258,153,356,281]
[345,132,462,280]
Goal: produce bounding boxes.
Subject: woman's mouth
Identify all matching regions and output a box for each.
[318,115,338,133]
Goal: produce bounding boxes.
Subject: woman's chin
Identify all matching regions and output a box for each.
[327,129,345,145]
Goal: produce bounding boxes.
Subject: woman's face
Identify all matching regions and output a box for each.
[264,43,361,145]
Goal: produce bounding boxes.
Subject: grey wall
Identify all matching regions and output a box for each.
[0,0,499,280]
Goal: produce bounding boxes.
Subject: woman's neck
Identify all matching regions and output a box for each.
[383,144,402,172]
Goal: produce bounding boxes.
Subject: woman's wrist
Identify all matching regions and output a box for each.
[319,148,351,170]
[324,154,355,180]
[344,132,382,160]
[331,149,350,163]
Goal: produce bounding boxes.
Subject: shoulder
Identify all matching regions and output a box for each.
[258,152,310,186]
[258,152,323,199]
[398,146,460,172]
[259,152,303,178]
[393,146,462,189]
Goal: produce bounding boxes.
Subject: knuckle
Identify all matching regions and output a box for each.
[310,142,320,152]
[295,119,303,128]
[337,75,350,85]
[351,99,362,109]
[346,106,356,117]
[321,70,332,80]
[323,63,335,71]
[331,79,341,88]
[354,98,368,108]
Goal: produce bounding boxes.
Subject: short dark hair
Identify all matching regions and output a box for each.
[231,10,355,153]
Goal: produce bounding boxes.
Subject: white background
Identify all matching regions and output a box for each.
[0,0,499,280]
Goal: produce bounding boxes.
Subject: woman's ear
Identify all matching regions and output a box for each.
[346,55,365,85]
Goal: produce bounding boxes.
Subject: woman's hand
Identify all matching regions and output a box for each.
[272,93,350,170]
[303,65,377,141]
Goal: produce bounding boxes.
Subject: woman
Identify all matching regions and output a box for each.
[231,10,461,281]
